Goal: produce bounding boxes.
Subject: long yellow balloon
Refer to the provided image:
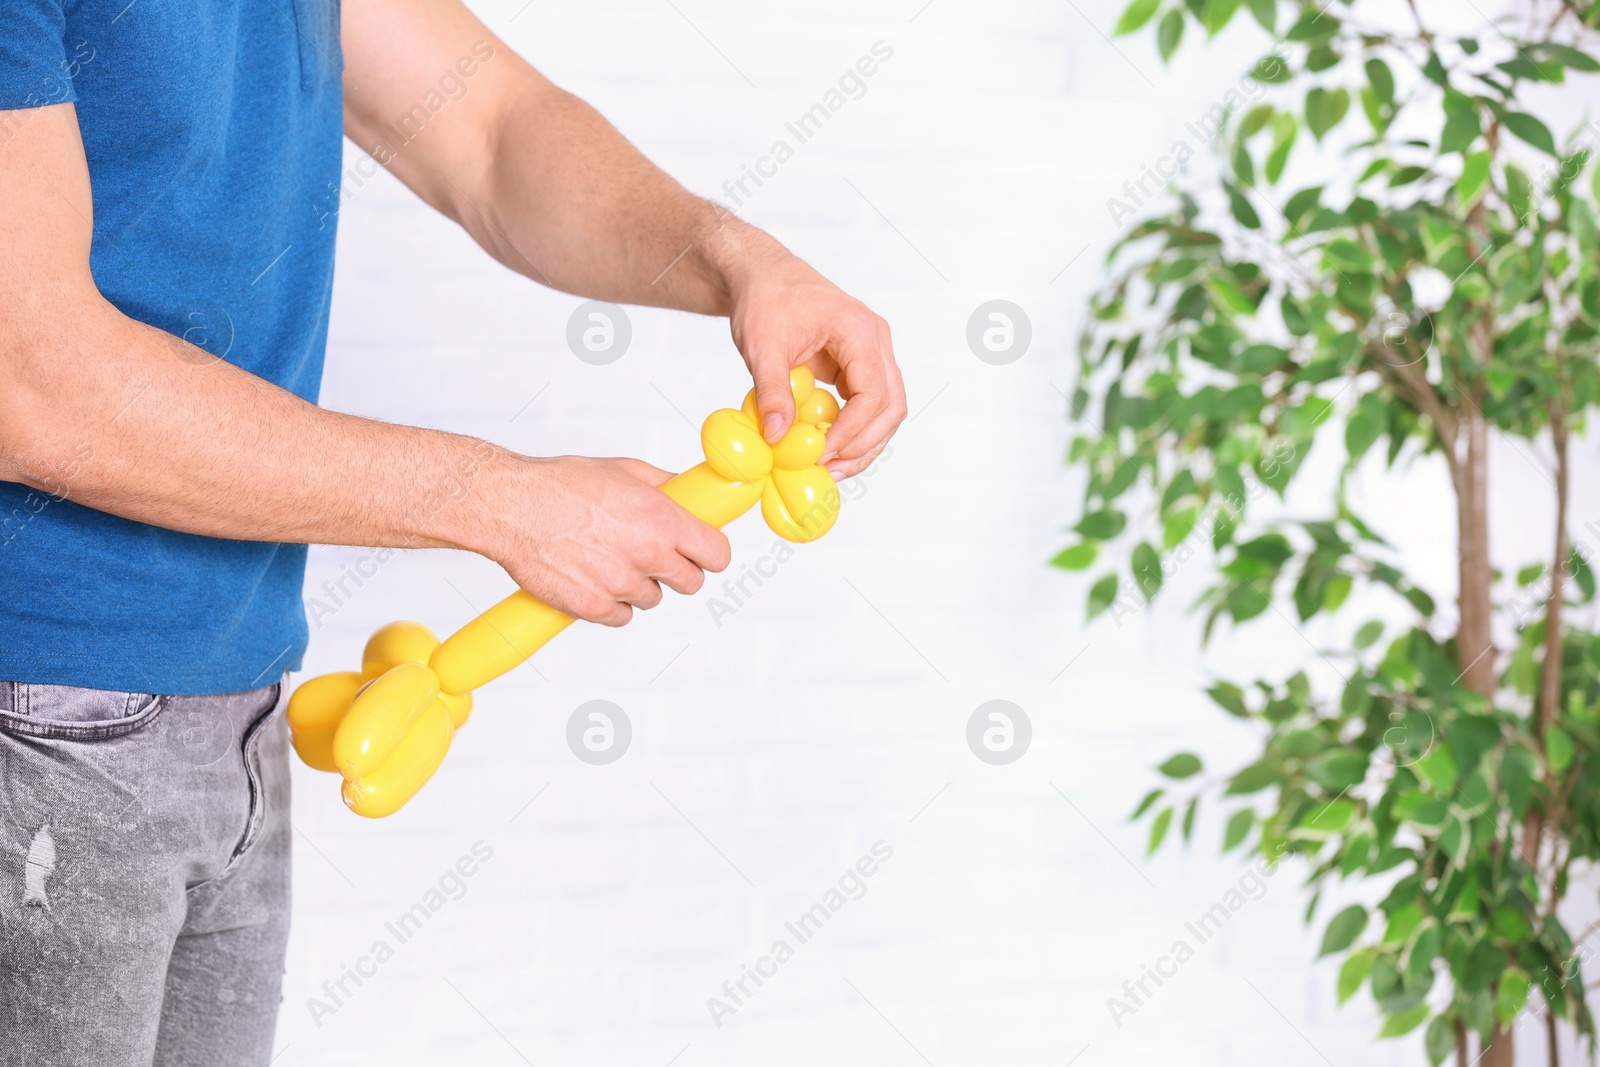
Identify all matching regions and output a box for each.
[287,368,843,817]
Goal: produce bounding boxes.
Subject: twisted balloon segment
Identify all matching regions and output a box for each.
[287,368,842,817]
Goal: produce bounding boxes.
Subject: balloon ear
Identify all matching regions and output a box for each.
[787,365,816,407]
[286,671,364,773]
[796,385,840,427]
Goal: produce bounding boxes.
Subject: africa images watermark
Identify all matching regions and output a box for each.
[706,840,895,1028]
[1107,843,1288,1028]
[313,40,499,231]
[1508,518,1600,628]
[303,439,497,628]
[306,840,495,1027]
[1103,441,1295,628]
[1107,42,1290,228]
[0,39,95,152]
[718,40,895,211]
[1,441,96,550]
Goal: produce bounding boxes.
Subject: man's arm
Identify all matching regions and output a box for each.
[0,102,728,626]
[340,0,906,476]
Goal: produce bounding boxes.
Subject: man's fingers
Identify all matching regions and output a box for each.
[750,356,797,444]
[676,515,731,575]
[819,317,905,466]
[624,578,665,612]
[593,601,634,628]
[826,438,888,481]
[827,399,904,472]
[655,552,708,597]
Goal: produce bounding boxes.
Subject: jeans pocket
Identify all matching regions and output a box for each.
[0,681,165,742]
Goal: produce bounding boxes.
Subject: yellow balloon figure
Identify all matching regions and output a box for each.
[287,368,843,817]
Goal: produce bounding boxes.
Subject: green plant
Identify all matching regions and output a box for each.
[1064,1,1600,1063]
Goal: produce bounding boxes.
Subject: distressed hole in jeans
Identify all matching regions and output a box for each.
[24,825,56,908]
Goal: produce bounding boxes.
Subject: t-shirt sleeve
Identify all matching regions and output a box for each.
[0,0,78,111]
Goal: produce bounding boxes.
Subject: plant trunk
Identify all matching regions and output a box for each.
[1481,1026,1514,1067]
[1457,406,1510,1067]
[1456,406,1495,697]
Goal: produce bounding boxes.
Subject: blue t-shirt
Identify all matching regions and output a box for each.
[0,0,344,694]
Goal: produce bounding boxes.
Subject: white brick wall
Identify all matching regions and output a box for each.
[276,2,1600,1064]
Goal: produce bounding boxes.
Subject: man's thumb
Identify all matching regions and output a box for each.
[753,365,795,444]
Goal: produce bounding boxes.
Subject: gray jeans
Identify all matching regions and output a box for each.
[0,679,291,1067]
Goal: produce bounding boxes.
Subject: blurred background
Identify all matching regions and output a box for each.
[275,1,1599,1063]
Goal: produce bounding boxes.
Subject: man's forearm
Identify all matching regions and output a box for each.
[464,80,780,313]
[1,303,509,557]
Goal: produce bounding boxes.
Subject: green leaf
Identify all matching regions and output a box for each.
[1130,787,1165,819]
[1424,1014,1454,1066]
[1404,918,1441,985]
[1339,826,1373,876]
[1181,795,1198,841]
[1233,140,1256,186]
[1087,573,1120,618]
[1246,0,1274,32]
[1324,238,1374,272]
[1463,940,1505,993]
[1499,56,1565,82]
[1076,510,1127,540]
[1449,875,1481,920]
[1264,121,1295,183]
[1345,390,1384,463]
[1534,42,1600,72]
[1306,87,1350,140]
[1298,797,1356,835]
[1496,968,1530,1026]
[1226,579,1272,621]
[1397,793,1449,829]
[1207,681,1249,717]
[1338,949,1374,1003]
[1571,549,1596,602]
[1158,752,1203,779]
[1415,745,1458,793]
[1223,184,1262,230]
[1440,90,1480,153]
[1353,620,1384,649]
[1503,111,1557,155]
[1457,151,1492,206]
[1051,542,1098,571]
[1202,0,1241,35]
[1157,9,1185,61]
[1238,533,1293,566]
[1319,904,1368,956]
[1132,541,1164,597]
[1286,9,1336,42]
[1222,807,1254,850]
[1226,760,1280,794]
[1163,503,1199,549]
[1113,0,1162,36]
[1492,906,1530,941]
[1240,104,1273,138]
[1148,806,1174,854]
[1388,165,1428,188]
[1365,57,1394,103]
[1422,50,1447,85]
[1380,1003,1430,1038]
[1306,750,1368,790]
[1547,724,1576,772]
[1283,185,1322,227]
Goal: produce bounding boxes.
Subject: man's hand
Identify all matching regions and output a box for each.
[486,457,731,628]
[718,237,906,480]
[341,0,907,482]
